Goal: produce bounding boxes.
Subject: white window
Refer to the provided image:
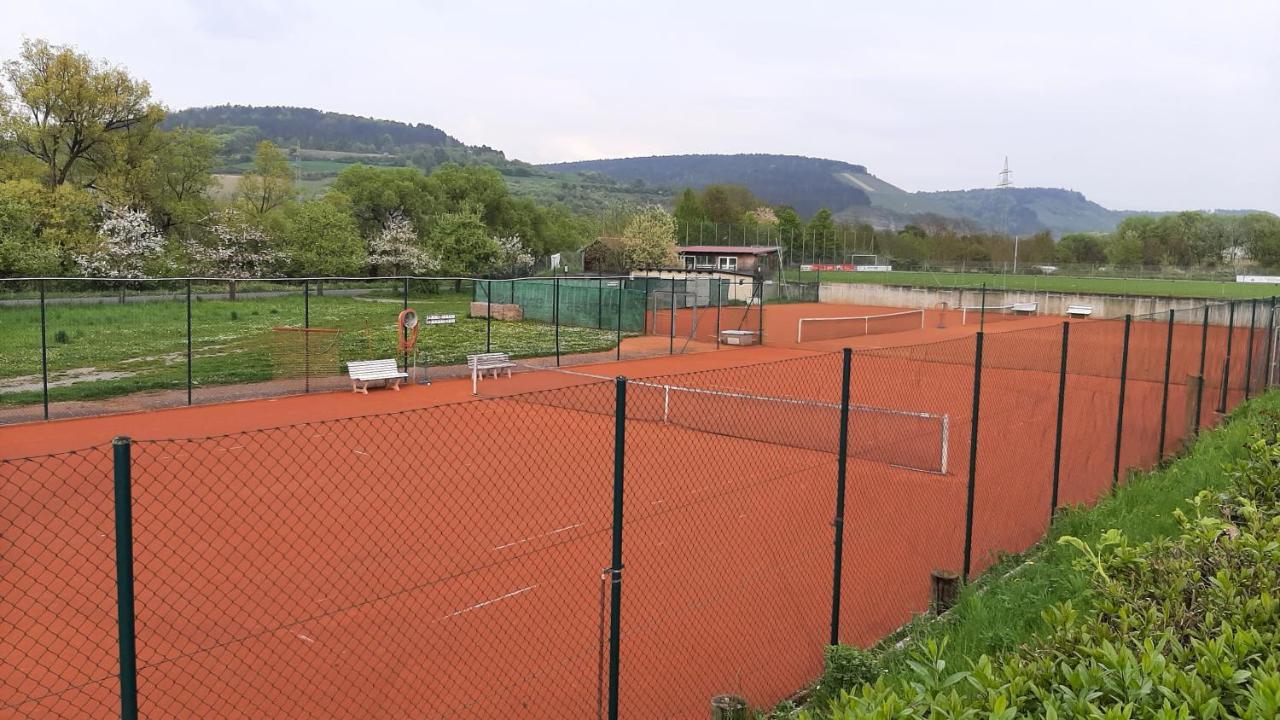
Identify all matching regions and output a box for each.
[718,256,738,271]
[694,255,715,269]
[684,256,695,269]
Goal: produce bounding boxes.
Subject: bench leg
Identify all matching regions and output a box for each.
[355,381,368,395]
[391,378,401,391]
[505,367,511,379]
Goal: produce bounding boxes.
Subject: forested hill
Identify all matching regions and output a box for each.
[166,105,464,153]
[540,154,880,217]
[875,187,1126,236]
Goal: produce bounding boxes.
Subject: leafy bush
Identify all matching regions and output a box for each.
[808,646,880,710]
[808,413,1280,719]
[53,330,69,344]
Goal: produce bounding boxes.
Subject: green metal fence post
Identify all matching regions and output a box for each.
[605,377,628,720]
[39,279,49,420]
[615,280,623,361]
[1112,315,1132,491]
[1158,309,1174,456]
[1050,321,1069,518]
[1245,298,1257,399]
[1266,297,1277,389]
[1196,305,1210,431]
[1219,301,1236,413]
[186,279,193,406]
[112,437,139,720]
[829,348,853,644]
[304,280,311,393]
[962,331,985,582]
[668,278,676,355]
[486,280,493,354]
[554,276,561,366]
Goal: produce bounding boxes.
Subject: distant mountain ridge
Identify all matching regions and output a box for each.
[167,105,464,153]
[541,154,874,218]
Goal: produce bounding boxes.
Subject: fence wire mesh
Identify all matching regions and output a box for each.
[2,294,1274,718]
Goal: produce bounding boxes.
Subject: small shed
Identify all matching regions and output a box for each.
[676,246,781,276]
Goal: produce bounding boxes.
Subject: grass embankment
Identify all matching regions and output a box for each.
[790,391,1280,719]
[0,290,623,405]
[789,268,1280,300]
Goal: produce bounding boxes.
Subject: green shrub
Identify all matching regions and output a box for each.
[808,646,880,711]
[53,330,69,344]
[808,412,1280,719]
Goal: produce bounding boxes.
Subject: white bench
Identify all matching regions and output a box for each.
[1012,302,1038,315]
[425,313,456,325]
[347,359,408,394]
[468,352,516,394]
[1066,304,1094,317]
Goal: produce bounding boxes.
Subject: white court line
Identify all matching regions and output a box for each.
[493,523,581,551]
[442,585,537,620]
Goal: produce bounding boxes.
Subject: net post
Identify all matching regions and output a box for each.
[757,276,765,344]
[1112,314,1132,491]
[554,275,561,367]
[1218,300,1236,413]
[304,280,311,393]
[39,279,49,420]
[616,280,623,361]
[962,331,984,583]
[186,279,193,406]
[979,283,987,332]
[669,278,676,355]
[715,278,722,345]
[1244,298,1257,399]
[402,275,409,310]
[606,377,628,720]
[829,348,853,645]
[112,436,139,720]
[1196,304,1210,432]
[1158,308,1174,456]
[1050,321,1070,519]
[486,280,493,354]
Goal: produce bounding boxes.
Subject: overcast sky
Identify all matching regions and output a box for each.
[5,0,1278,212]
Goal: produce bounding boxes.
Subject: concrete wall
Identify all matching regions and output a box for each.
[819,283,1268,325]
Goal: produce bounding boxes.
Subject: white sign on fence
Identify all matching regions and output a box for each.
[855,265,893,272]
[1236,275,1280,284]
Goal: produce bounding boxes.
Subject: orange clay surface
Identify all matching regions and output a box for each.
[1,301,1258,718]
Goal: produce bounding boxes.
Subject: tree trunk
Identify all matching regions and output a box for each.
[228,279,238,301]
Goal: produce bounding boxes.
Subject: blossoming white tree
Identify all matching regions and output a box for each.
[75,204,166,279]
[368,212,437,275]
[191,209,284,299]
[493,234,534,273]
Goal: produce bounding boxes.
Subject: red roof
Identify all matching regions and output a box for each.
[676,245,780,255]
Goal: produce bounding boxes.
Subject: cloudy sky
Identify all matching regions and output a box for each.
[5,0,1277,212]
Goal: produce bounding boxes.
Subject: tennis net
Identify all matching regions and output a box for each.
[796,309,924,343]
[960,304,1017,326]
[493,364,950,474]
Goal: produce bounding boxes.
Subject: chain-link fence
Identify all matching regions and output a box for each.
[3,296,1276,718]
[3,275,777,425]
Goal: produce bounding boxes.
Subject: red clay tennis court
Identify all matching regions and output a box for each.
[2,299,1270,718]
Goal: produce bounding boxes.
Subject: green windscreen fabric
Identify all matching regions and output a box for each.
[474,279,646,332]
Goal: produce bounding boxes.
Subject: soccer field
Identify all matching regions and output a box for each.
[787,268,1280,299]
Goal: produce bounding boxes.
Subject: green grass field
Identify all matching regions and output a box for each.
[0,290,625,406]
[789,268,1280,299]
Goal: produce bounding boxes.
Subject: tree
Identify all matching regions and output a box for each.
[0,179,60,275]
[236,141,295,217]
[1,39,163,188]
[1242,213,1280,268]
[75,205,167,283]
[277,197,365,277]
[145,129,218,235]
[192,209,284,298]
[620,206,677,269]
[806,208,837,261]
[369,211,437,275]
[775,206,804,259]
[332,164,437,237]
[673,188,705,240]
[1056,233,1108,265]
[493,235,534,275]
[427,208,499,277]
[700,184,759,225]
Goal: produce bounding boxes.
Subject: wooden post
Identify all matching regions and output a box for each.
[710,694,748,720]
[930,570,960,614]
